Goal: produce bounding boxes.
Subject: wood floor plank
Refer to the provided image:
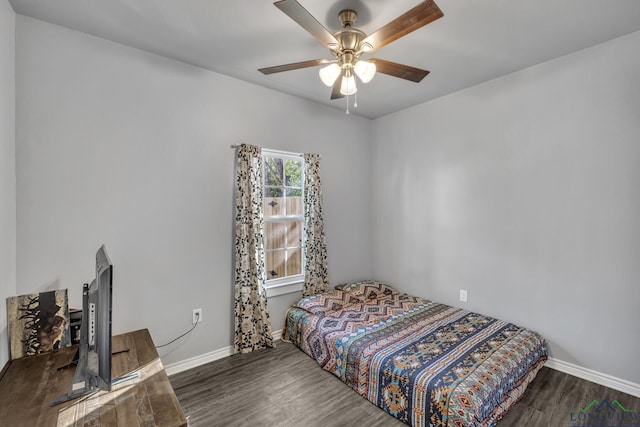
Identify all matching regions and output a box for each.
[170,342,640,426]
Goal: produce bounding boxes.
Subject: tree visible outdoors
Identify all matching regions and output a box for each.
[264,157,302,197]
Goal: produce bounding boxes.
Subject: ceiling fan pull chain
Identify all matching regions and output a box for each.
[346,94,350,115]
[354,92,358,108]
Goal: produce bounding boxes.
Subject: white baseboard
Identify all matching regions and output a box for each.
[164,344,232,377]
[546,357,640,398]
[164,329,282,377]
[165,335,638,399]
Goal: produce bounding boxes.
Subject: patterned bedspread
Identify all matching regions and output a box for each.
[284,281,547,427]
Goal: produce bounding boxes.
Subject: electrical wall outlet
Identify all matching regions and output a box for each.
[459,290,468,302]
[192,308,203,324]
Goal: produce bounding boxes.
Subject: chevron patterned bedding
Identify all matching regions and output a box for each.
[283,281,547,426]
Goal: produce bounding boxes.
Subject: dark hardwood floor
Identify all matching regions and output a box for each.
[169,342,640,427]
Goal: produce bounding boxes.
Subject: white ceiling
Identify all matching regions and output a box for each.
[9,0,640,119]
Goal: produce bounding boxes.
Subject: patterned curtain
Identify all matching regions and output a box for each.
[302,153,329,297]
[233,144,274,354]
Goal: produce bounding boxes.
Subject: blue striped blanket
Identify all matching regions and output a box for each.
[284,284,547,426]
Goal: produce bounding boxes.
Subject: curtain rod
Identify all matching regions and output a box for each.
[230,144,304,158]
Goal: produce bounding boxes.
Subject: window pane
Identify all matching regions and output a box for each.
[286,187,302,197]
[264,188,283,216]
[263,152,305,282]
[266,250,285,279]
[286,193,303,216]
[287,221,302,248]
[264,186,283,198]
[265,222,286,250]
[264,157,283,187]
[285,159,302,187]
[286,248,302,276]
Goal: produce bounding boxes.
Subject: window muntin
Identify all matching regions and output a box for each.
[262,154,304,284]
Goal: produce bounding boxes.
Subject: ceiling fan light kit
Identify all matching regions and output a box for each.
[319,63,341,86]
[259,0,443,112]
[340,72,358,96]
[354,60,376,83]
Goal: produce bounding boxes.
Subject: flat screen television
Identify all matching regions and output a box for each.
[51,244,113,405]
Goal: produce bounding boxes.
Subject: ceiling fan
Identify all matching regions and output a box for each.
[259,0,443,103]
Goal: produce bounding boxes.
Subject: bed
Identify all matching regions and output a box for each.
[283,280,547,426]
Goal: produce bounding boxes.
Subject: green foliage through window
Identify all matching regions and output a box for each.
[264,157,302,197]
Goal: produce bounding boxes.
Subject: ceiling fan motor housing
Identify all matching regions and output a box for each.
[333,9,368,68]
[334,28,366,52]
[333,9,367,53]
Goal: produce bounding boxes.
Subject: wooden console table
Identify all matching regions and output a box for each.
[0,329,187,427]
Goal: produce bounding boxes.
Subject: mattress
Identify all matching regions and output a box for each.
[283,281,547,426]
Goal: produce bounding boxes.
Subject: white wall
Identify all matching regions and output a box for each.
[15,15,373,365]
[372,31,640,384]
[13,8,639,387]
[0,0,16,370]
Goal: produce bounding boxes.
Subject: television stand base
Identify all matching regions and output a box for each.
[51,347,135,406]
[112,372,139,386]
[50,371,140,406]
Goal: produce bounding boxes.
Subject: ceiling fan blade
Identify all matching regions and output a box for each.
[274,0,339,48]
[369,58,430,82]
[259,59,331,75]
[330,72,345,100]
[361,0,443,52]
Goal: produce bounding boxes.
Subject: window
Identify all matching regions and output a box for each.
[262,152,304,288]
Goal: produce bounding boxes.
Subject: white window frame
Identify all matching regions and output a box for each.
[262,150,305,297]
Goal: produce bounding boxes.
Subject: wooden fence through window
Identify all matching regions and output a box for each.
[264,197,303,280]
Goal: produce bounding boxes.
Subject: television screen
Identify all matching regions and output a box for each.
[51,245,113,406]
[88,245,113,390]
